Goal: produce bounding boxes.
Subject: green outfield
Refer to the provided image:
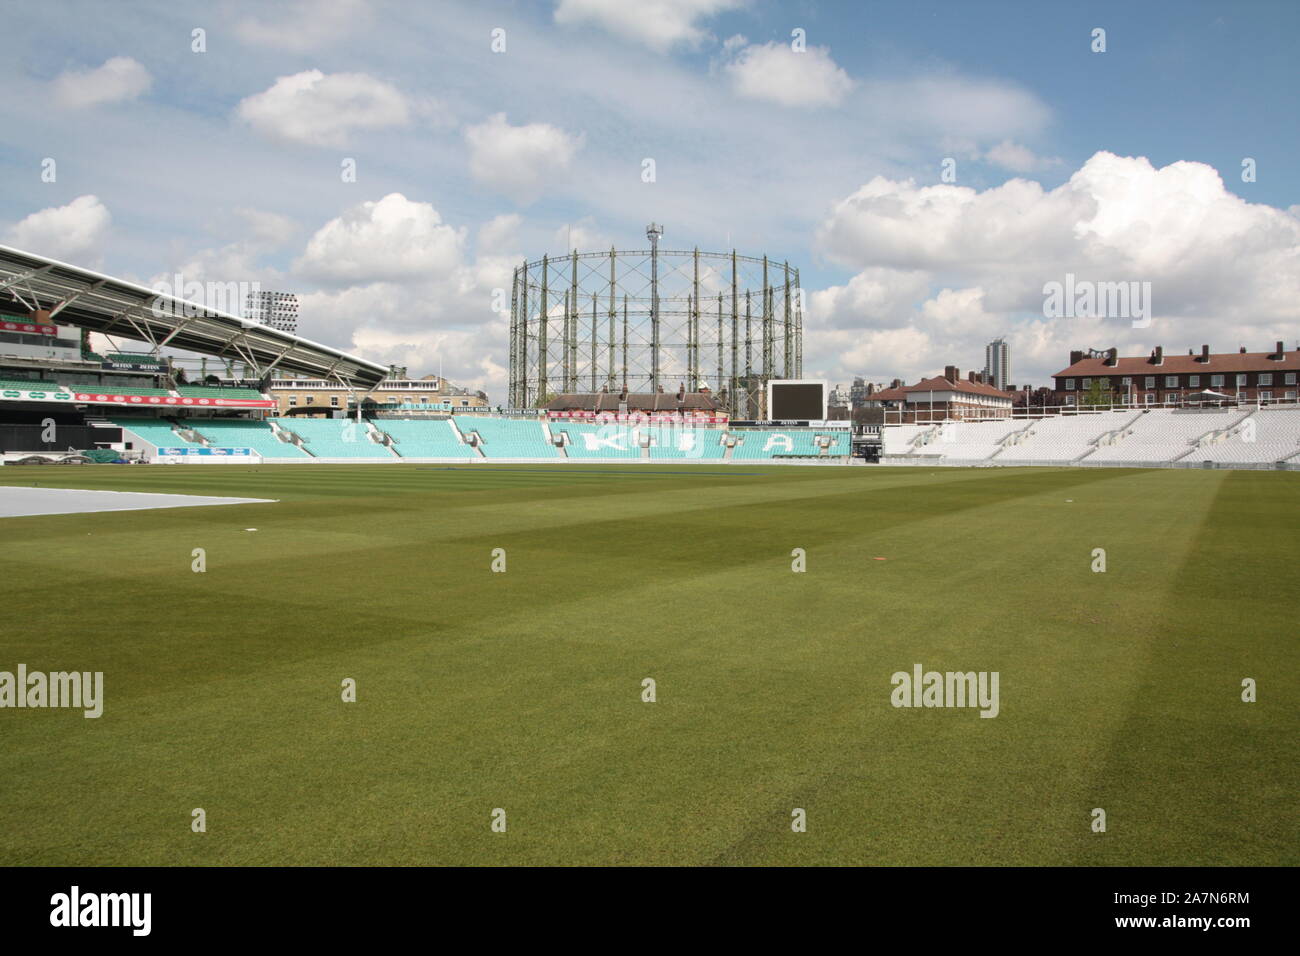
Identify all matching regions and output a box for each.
[0,463,1295,866]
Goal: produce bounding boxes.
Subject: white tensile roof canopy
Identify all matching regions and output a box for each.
[0,244,388,389]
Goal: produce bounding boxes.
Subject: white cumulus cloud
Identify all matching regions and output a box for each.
[724,41,852,108]
[52,57,151,109]
[293,193,466,284]
[5,195,111,263]
[983,140,1062,173]
[805,152,1300,386]
[464,113,583,205]
[555,0,743,52]
[235,0,373,52]
[236,70,411,148]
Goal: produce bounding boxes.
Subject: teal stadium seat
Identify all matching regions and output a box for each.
[189,419,309,458]
[455,416,557,458]
[113,419,208,449]
[379,419,478,458]
[272,418,390,458]
[642,425,727,460]
[106,353,165,366]
[730,429,844,459]
[551,423,642,459]
[176,386,267,401]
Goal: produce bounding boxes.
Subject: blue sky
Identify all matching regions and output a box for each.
[1,0,1297,395]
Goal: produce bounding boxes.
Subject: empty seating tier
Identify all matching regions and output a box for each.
[993,412,1136,462]
[1084,409,1242,463]
[113,418,208,449]
[730,429,837,460]
[273,418,389,458]
[551,423,642,459]
[456,416,557,458]
[189,419,309,458]
[640,425,728,460]
[1190,409,1300,464]
[176,386,267,400]
[379,419,478,458]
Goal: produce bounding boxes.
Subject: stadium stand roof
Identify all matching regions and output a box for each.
[0,244,387,388]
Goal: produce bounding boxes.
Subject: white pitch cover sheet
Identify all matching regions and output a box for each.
[0,486,275,518]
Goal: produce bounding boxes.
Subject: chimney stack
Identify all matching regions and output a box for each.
[1273,340,1285,360]
[944,365,959,383]
[1199,344,1210,363]
[1070,350,1084,365]
[1105,347,1118,366]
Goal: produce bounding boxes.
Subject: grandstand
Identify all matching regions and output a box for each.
[176,385,268,401]
[380,418,478,459]
[993,411,1136,462]
[456,416,558,459]
[641,425,728,460]
[551,422,644,460]
[730,428,847,460]
[1191,407,1300,464]
[878,406,1300,469]
[277,418,393,459]
[927,418,1030,460]
[114,418,209,451]
[1083,408,1248,463]
[186,419,309,459]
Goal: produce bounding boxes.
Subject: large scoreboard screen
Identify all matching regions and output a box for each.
[767,380,827,421]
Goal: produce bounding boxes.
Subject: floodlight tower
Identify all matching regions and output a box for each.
[647,222,664,390]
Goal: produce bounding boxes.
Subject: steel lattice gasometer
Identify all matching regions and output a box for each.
[508,231,802,419]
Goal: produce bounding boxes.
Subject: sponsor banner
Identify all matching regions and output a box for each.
[0,320,57,335]
[731,419,850,428]
[159,447,253,457]
[74,393,275,408]
[547,411,728,423]
[104,361,165,372]
[0,387,75,403]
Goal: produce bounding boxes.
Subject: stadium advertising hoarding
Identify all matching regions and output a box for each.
[73,393,275,408]
[0,318,57,335]
[0,386,75,403]
[104,360,165,372]
[731,419,849,428]
[547,411,729,423]
[158,447,253,457]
